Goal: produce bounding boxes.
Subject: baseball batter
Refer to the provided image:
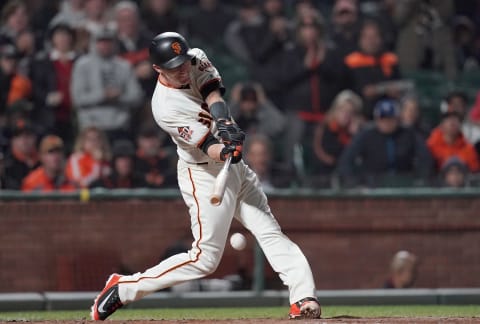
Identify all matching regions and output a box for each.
[91,32,321,320]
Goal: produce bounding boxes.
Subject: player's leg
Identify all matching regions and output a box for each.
[233,162,320,319]
[91,161,239,320]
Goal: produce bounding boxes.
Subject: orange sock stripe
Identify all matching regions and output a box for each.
[120,168,202,285]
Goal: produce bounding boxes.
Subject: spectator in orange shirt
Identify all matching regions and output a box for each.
[427,109,479,172]
[0,44,32,112]
[22,135,77,192]
[66,127,111,188]
[344,20,405,117]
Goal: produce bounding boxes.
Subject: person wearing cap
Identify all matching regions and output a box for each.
[0,44,32,111]
[2,118,39,189]
[70,26,143,143]
[89,31,321,321]
[337,98,433,187]
[427,104,479,172]
[21,135,77,192]
[439,156,469,188]
[30,23,78,147]
[90,139,146,189]
[134,124,176,188]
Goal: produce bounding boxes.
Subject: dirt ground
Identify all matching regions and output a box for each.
[8,318,480,324]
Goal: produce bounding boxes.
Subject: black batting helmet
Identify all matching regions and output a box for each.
[149,32,194,69]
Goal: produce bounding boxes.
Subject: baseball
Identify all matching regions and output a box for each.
[230,232,247,251]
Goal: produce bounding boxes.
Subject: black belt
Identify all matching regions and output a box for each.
[184,161,208,165]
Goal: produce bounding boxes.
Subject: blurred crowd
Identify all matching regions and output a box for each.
[0,0,480,192]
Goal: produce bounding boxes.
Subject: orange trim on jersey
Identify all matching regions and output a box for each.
[120,168,203,285]
[157,76,180,89]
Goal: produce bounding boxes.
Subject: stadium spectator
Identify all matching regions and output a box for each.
[344,19,405,117]
[113,1,155,98]
[185,0,235,48]
[27,1,59,44]
[224,0,264,65]
[329,0,361,58]
[141,0,181,37]
[66,126,111,188]
[453,16,480,71]
[14,28,36,76]
[91,139,146,189]
[273,10,348,169]
[310,90,364,183]
[427,106,479,172]
[249,0,293,98]
[337,99,433,187]
[399,94,431,139]
[21,134,77,192]
[438,156,469,188]
[82,0,112,37]
[70,27,143,143]
[440,91,480,152]
[229,82,286,141]
[0,0,30,47]
[0,44,32,109]
[243,134,294,191]
[30,23,78,148]
[50,0,86,30]
[384,250,418,289]
[2,118,38,189]
[134,124,176,188]
[253,0,292,64]
[441,90,469,119]
[393,0,457,79]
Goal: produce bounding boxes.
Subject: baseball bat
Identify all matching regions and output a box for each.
[210,154,232,206]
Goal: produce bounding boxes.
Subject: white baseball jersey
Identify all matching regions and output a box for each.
[116,48,317,305]
[151,48,220,164]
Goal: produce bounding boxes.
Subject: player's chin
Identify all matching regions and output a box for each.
[178,75,190,84]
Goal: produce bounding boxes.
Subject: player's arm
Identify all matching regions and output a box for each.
[198,90,244,163]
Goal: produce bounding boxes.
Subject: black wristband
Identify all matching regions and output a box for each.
[209,101,231,121]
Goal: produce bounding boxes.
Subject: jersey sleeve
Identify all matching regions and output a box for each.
[190,48,225,99]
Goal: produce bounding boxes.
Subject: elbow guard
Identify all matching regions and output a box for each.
[209,101,231,121]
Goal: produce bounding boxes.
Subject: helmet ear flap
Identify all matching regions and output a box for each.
[149,32,193,69]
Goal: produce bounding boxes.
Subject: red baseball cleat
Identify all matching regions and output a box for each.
[91,274,124,320]
[289,297,321,319]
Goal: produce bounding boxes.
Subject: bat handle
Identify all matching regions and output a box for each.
[210,154,232,206]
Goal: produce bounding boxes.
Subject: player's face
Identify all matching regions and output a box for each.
[157,61,191,86]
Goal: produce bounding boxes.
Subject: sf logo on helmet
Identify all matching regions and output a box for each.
[171,42,182,55]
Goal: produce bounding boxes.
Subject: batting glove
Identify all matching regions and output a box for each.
[220,143,243,164]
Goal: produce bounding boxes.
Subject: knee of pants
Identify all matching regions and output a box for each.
[196,250,222,276]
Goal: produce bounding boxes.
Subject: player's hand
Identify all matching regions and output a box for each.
[217,119,245,144]
[220,143,243,164]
